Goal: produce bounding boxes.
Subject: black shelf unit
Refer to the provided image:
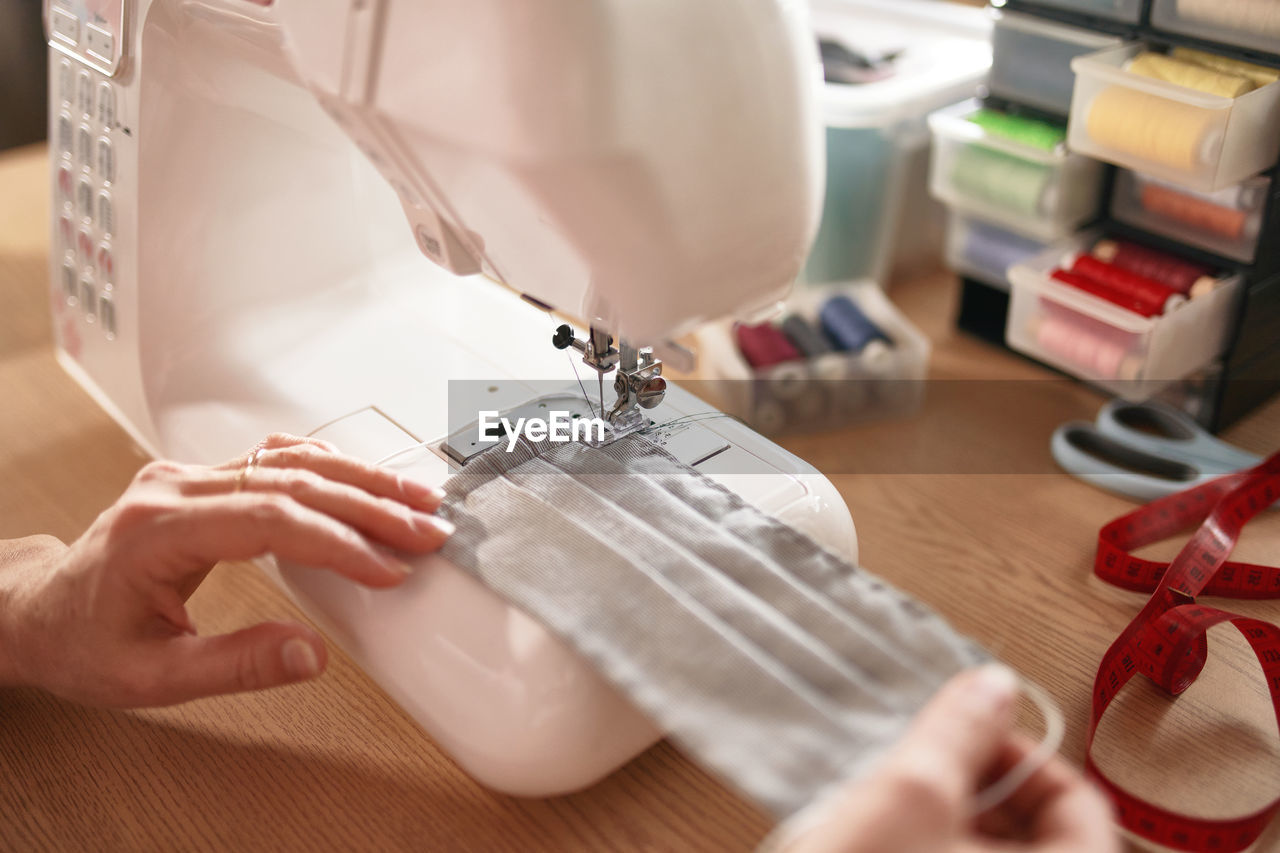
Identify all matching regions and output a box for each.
[954,0,1280,432]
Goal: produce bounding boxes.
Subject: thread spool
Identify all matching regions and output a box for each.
[780,314,847,383]
[819,295,892,369]
[1126,52,1254,98]
[1139,182,1252,241]
[950,145,1055,218]
[1085,86,1224,172]
[735,323,803,369]
[1059,255,1186,316]
[962,220,1046,285]
[1174,0,1280,39]
[780,314,832,358]
[1170,47,1280,89]
[1135,173,1264,211]
[1029,312,1141,381]
[966,109,1066,151]
[1092,239,1220,298]
[1050,269,1158,317]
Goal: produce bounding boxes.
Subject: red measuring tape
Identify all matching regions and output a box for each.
[1087,451,1280,851]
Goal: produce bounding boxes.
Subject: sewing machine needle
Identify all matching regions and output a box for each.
[598,374,604,418]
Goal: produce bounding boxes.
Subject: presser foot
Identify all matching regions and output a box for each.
[553,323,667,440]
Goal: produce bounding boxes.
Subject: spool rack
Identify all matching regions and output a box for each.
[952,0,1280,432]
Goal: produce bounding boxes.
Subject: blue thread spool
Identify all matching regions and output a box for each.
[963,221,1045,287]
[819,295,891,366]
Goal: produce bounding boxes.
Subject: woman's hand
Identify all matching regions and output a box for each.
[785,665,1119,853]
[0,433,452,708]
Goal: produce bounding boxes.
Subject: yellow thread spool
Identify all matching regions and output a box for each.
[1171,47,1280,89]
[1085,86,1223,171]
[1126,53,1253,98]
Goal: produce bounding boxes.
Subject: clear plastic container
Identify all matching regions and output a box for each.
[1110,169,1270,263]
[1015,0,1144,23]
[928,99,1105,241]
[1150,0,1280,59]
[1068,44,1280,192]
[804,0,992,285]
[945,212,1051,292]
[989,11,1124,116]
[692,282,930,434]
[1006,231,1244,399]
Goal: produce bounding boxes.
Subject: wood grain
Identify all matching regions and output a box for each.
[2,133,1279,853]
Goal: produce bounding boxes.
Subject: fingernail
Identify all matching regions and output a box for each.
[382,554,415,576]
[404,478,446,504]
[430,515,455,538]
[411,512,455,538]
[969,664,1020,714]
[282,638,321,680]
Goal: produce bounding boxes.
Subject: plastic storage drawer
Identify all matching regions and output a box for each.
[1068,44,1280,192]
[1006,231,1243,399]
[1015,0,1143,23]
[945,213,1050,291]
[1110,170,1270,263]
[1150,0,1280,60]
[692,283,930,435]
[928,99,1104,241]
[989,11,1123,116]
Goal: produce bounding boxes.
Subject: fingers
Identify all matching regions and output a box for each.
[182,466,453,554]
[1034,776,1119,853]
[778,666,1023,853]
[1010,739,1118,853]
[221,437,444,513]
[147,493,419,587]
[125,434,453,590]
[977,736,1119,851]
[888,664,1022,807]
[144,621,328,705]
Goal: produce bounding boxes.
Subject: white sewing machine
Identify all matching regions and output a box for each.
[44,0,857,795]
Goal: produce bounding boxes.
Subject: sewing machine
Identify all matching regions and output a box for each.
[44,0,857,795]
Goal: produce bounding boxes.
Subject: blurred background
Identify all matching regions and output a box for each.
[0,0,982,153]
[1,0,49,150]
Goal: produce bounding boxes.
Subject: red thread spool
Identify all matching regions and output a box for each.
[1068,254,1185,316]
[1052,262,1182,318]
[735,322,803,368]
[1140,183,1249,241]
[1092,239,1218,298]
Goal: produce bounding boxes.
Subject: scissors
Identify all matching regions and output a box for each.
[1051,399,1263,503]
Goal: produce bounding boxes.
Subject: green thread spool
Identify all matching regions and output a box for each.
[950,145,1054,218]
[966,109,1066,152]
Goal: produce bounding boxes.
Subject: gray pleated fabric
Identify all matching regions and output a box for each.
[437,434,989,818]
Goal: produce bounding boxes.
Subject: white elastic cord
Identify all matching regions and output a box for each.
[969,676,1066,816]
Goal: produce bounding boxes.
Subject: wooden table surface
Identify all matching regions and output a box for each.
[2,141,1279,852]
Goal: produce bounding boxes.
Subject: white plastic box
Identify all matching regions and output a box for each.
[1068,44,1280,192]
[989,11,1123,116]
[1150,0,1280,60]
[804,0,991,285]
[945,211,1051,292]
[928,99,1104,242]
[1005,231,1244,399]
[1015,0,1144,23]
[692,282,930,434]
[1110,169,1270,263]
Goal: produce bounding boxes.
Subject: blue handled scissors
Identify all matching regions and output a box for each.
[1051,399,1263,503]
